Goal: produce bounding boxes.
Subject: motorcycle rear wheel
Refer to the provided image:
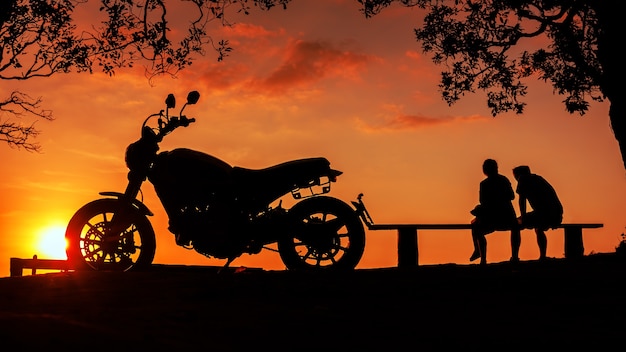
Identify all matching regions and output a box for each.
[65,199,156,272]
[278,196,365,271]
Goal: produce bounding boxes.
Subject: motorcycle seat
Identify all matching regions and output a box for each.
[232,157,337,186]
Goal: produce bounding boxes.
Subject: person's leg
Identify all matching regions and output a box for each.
[471,222,492,264]
[470,227,481,261]
[535,228,547,260]
[478,234,487,265]
[510,226,521,262]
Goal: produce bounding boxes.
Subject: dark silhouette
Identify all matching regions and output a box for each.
[470,159,521,265]
[65,92,365,273]
[359,1,626,171]
[513,165,564,260]
[1,253,625,351]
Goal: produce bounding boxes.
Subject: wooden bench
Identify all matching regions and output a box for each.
[351,195,604,268]
[9,255,72,277]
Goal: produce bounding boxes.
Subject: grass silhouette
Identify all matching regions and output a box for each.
[0,252,624,350]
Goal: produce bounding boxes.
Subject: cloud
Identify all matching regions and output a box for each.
[62,148,121,164]
[0,210,24,219]
[216,23,287,58]
[405,50,423,60]
[194,62,251,91]
[3,179,95,194]
[388,114,455,128]
[250,39,371,93]
[357,104,490,132]
[222,23,285,39]
[358,114,455,132]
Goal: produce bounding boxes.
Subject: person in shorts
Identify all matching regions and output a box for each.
[513,165,563,261]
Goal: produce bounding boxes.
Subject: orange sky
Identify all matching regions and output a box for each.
[1,0,624,276]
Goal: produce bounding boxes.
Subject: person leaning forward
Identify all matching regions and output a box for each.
[470,159,521,265]
[513,165,563,261]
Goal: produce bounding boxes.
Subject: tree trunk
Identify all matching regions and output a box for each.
[594,2,626,170]
[609,101,626,170]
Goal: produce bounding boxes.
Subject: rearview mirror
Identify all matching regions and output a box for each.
[165,94,176,109]
[186,91,200,105]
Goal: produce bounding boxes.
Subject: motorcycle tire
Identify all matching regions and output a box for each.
[278,196,365,271]
[65,198,156,272]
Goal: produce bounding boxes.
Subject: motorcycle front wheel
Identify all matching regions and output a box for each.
[65,198,156,272]
[278,196,365,271]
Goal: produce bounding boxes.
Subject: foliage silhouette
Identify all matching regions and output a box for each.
[358,0,626,170]
[0,0,289,151]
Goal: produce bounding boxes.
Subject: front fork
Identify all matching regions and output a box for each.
[99,173,154,250]
[110,170,154,216]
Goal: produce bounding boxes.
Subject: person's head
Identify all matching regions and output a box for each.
[513,165,531,181]
[482,159,498,176]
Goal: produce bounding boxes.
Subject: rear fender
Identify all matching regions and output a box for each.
[99,191,154,216]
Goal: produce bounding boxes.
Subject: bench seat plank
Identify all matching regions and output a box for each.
[368,223,602,230]
[369,224,472,230]
[366,223,603,267]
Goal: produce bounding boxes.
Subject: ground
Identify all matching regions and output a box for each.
[0,253,625,351]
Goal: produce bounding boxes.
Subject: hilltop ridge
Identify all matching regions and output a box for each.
[0,252,624,350]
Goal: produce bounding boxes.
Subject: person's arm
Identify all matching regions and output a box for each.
[519,196,527,216]
[478,183,485,205]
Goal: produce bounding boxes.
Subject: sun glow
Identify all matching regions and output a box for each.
[36,225,68,259]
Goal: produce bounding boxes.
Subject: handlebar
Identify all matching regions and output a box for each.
[141,91,200,142]
[155,115,195,139]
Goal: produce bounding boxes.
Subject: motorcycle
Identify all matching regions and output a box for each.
[65,91,366,272]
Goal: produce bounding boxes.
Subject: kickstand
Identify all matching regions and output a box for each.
[217,257,235,274]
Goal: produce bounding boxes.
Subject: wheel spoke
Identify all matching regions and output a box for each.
[84,220,105,238]
[324,217,345,232]
[298,244,315,260]
[85,249,102,262]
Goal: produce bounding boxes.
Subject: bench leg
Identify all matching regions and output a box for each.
[564,226,584,259]
[9,258,23,277]
[398,228,418,268]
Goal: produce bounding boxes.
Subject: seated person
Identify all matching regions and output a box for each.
[470,159,520,265]
[512,165,563,261]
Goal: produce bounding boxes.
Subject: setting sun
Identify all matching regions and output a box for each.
[36,225,68,259]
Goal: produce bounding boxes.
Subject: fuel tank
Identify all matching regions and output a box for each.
[148,148,233,208]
